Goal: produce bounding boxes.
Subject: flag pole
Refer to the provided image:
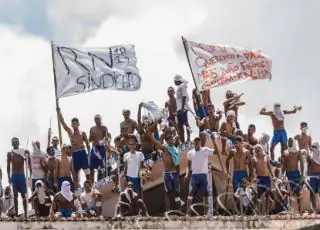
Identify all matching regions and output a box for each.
[181,36,199,92]
[51,41,63,145]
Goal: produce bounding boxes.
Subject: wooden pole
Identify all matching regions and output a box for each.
[51,41,63,145]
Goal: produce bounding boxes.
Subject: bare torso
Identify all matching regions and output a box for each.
[201,90,211,107]
[120,119,137,135]
[166,97,177,118]
[295,134,311,151]
[206,116,220,131]
[220,122,235,137]
[232,149,250,171]
[243,134,258,146]
[90,125,107,146]
[283,151,300,172]
[254,156,269,176]
[47,157,55,180]
[56,156,72,177]
[271,115,285,131]
[7,152,25,174]
[69,130,85,151]
[308,158,320,174]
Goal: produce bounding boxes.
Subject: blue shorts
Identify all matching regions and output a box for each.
[233,171,247,192]
[164,171,180,194]
[143,151,153,161]
[177,110,188,126]
[126,176,141,194]
[190,173,208,196]
[286,170,301,192]
[197,106,208,120]
[58,177,73,192]
[271,129,288,146]
[46,180,56,193]
[72,149,89,171]
[32,178,45,192]
[273,202,286,214]
[59,208,73,217]
[228,136,236,144]
[11,174,27,194]
[90,145,106,170]
[257,176,271,197]
[309,173,320,194]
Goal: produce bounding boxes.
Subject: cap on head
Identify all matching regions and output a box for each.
[174,74,183,82]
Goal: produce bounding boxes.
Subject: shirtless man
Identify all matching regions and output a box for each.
[243,124,258,148]
[307,142,320,213]
[223,90,245,129]
[165,87,177,128]
[2,186,14,217]
[51,136,60,156]
[138,103,157,174]
[120,109,138,136]
[114,183,148,217]
[294,122,312,153]
[28,180,54,217]
[197,104,223,134]
[30,141,47,192]
[58,108,91,184]
[7,137,31,217]
[50,181,82,218]
[46,146,56,192]
[148,131,183,211]
[226,136,253,193]
[220,110,237,155]
[80,181,102,217]
[185,137,218,216]
[282,137,304,214]
[252,144,275,213]
[89,114,108,182]
[260,103,302,160]
[54,144,75,192]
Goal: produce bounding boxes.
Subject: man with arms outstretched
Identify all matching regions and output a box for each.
[7,137,31,217]
[260,103,301,160]
[58,108,91,185]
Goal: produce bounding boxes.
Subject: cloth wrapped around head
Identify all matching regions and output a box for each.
[35,180,46,204]
[273,103,284,121]
[174,74,188,84]
[226,110,235,118]
[61,181,73,202]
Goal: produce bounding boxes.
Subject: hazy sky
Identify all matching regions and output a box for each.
[0,0,319,184]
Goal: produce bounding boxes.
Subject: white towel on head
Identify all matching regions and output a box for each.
[61,181,73,202]
[273,104,284,121]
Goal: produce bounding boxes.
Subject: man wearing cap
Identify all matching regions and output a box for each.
[260,104,302,160]
[58,108,91,185]
[89,114,109,182]
[54,144,75,192]
[7,137,31,217]
[174,74,191,146]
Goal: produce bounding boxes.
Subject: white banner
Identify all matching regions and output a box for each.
[52,43,141,98]
[183,38,272,91]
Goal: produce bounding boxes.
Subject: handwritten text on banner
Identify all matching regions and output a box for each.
[52,43,141,98]
[184,39,272,91]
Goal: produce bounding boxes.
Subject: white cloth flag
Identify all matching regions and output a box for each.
[52,43,142,98]
[183,38,272,91]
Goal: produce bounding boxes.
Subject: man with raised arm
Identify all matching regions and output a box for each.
[7,137,31,217]
[54,144,75,191]
[294,122,312,153]
[58,108,91,184]
[260,103,302,160]
[148,131,183,211]
[123,137,145,198]
[174,74,191,146]
[282,137,304,214]
[223,90,245,129]
[226,136,253,193]
[89,114,108,182]
[306,142,320,213]
[184,137,218,216]
[165,87,177,128]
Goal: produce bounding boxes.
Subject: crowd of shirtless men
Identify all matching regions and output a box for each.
[4,74,320,218]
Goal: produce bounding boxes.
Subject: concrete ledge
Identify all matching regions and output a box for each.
[0,216,320,229]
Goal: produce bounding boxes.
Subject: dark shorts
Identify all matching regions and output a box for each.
[90,145,106,170]
[189,173,208,196]
[196,106,208,120]
[164,171,180,194]
[167,116,176,127]
[46,180,56,193]
[32,178,45,192]
[58,177,73,192]
[309,173,320,194]
[72,149,89,171]
[272,129,288,146]
[233,171,247,193]
[257,176,271,197]
[126,176,141,194]
[228,136,236,144]
[59,208,74,217]
[177,110,188,126]
[286,170,301,193]
[11,174,27,194]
